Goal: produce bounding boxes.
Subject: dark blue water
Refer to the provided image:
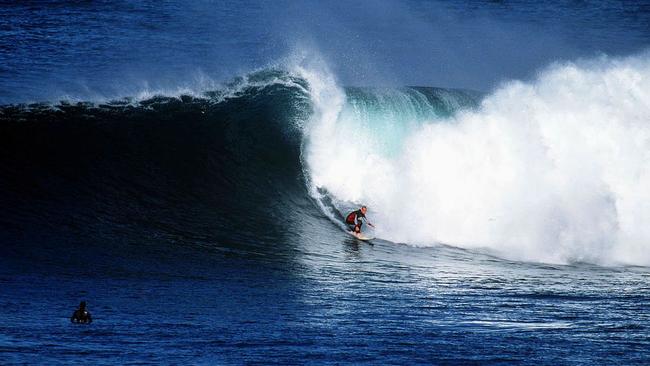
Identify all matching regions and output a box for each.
[2,1,650,364]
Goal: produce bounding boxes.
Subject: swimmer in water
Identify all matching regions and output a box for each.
[70,301,92,324]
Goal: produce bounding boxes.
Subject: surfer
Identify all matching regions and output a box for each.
[345,206,374,236]
[70,301,92,324]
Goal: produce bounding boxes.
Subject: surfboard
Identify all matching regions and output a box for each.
[348,231,374,241]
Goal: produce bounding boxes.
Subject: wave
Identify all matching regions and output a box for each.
[0,69,317,265]
[3,52,650,267]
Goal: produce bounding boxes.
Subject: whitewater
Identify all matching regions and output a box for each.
[300,52,650,266]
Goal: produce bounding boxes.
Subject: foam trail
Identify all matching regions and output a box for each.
[304,52,650,266]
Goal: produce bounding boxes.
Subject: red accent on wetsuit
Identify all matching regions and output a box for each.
[346,210,365,225]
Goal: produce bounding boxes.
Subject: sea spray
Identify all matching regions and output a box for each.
[304,52,650,266]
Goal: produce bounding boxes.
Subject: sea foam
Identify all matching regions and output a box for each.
[302,52,650,265]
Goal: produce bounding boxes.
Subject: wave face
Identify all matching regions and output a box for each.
[305,53,650,266]
[3,52,650,267]
[0,70,318,266]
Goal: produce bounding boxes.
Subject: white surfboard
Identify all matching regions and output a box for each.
[348,231,374,241]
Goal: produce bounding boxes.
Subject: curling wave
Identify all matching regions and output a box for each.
[3,52,650,267]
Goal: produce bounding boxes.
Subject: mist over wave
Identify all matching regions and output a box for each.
[304,52,650,266]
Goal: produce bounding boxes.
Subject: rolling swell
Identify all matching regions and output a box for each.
[0,65,488,274]
[0,71,316,271]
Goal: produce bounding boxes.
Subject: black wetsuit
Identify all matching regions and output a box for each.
[345,209,366,230]
[71,309,92,324]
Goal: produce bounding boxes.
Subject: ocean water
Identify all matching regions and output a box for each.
[2,1,650,364]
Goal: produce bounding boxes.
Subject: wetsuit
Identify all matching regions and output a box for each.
[71,309,92,324]
[345,209,366,231]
